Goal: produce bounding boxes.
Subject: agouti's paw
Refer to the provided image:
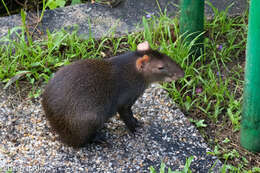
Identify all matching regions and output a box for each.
[135,119,144,128]
[127,117,143,133]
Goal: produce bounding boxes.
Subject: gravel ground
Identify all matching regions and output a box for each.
[0,83,221,172]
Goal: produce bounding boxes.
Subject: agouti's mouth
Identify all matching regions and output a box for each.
[164,77,177,82]
[164,74,184,82]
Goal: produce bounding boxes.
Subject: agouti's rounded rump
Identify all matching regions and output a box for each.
[41,41,184,148]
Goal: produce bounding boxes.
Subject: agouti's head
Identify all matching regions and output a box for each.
[136,41,184,83]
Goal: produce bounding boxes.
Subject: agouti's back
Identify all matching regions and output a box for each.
[41,41,184,148]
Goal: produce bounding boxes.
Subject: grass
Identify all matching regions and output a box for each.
[150,156,194,173]
[0,1,260,172]
[166,2,247,127]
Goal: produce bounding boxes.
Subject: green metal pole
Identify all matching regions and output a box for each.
[180,0,204,56]
[240,0,260,152]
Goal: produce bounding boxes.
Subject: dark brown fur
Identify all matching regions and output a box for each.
[41,44,184,148]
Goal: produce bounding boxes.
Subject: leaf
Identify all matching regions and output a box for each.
[46,0,66,9]
[195,119,207,128]
[149,166,156,173]
[46,0,55,9]
[168,167,173,173]
[184,96,192,110]
[54,61,69,67]
[160,162,165,173]
[222,138,230,144]
[3,71,31,89]
[71,0,81,5]
[183,156,194,173]
[56,0,66,7]
[30,62,42,67]
[252,167,260,172]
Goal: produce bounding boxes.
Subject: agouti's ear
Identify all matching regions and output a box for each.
[137,41,150,51]
[136,55,150,71]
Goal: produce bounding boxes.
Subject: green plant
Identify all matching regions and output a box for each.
[40,0,82,21]
[45,0,66,9]
[71,0,82,5]
[189,118,207,128]
[252,167,260,173]
[40,0,65,21]
[0,168,12,173]
[222,138,230,144]
[1,0,10,16]
[149,156,194,173]
[207,145,221,156]
[223,149,240,161]
[220,164,242,173]
[227,99,242,132]
[1,25,98,90]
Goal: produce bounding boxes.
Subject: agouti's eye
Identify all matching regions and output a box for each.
[158,67,164,70]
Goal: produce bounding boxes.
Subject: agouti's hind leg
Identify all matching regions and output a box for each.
[74,112,105,146]
[90,131,109,145]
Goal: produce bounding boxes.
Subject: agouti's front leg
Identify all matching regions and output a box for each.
[118,105,142,132]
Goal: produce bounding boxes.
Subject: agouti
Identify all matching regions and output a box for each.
[41,41,184,148]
